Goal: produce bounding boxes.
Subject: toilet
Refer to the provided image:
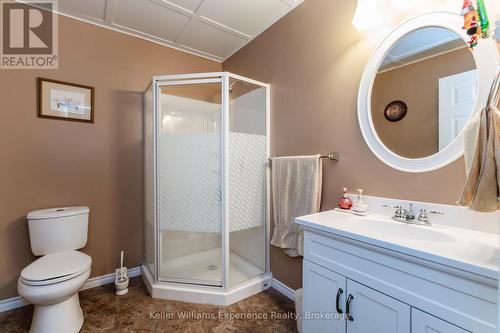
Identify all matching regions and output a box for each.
[17,206,92,333]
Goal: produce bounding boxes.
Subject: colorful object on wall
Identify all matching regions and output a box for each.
[476,0,490,38]
[461,0,481,48]
[461,0,490,49]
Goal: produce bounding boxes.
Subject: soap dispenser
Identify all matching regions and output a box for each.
[338,187,353,210]
[353,189,369,213]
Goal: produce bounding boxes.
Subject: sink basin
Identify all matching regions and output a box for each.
[346,215,455,242]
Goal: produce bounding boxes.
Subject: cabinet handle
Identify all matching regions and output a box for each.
[335,288,343,314]
[346,294,354,321]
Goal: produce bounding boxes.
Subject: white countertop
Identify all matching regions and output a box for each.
[296,209,499,280]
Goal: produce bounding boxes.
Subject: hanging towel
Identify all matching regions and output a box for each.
[271,155,322,257]
[458,67,500,212]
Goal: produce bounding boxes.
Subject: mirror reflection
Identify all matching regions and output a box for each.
[371,27,477,159]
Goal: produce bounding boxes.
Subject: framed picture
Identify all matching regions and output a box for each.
[384,100,407,122]
[38,78,94,123]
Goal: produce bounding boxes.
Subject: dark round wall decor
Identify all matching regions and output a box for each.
[384,100,407,122]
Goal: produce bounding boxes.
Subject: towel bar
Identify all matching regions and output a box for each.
[268,152,340,162]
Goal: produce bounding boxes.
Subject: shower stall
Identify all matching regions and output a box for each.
[142,72,271,305]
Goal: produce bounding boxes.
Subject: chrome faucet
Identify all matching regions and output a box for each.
[383,203,441,226]
[389,204,415,222]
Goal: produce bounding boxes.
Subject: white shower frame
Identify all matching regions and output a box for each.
[141,72,272,305]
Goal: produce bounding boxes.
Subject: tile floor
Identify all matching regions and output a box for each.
[0,277,298,333]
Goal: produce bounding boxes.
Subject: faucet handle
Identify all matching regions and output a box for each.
[394,206,405,219]
[418,209,428,223]
[428,210,444,215]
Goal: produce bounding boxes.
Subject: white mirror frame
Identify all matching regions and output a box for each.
[358,11,499,173]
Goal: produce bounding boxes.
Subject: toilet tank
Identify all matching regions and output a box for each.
[27,206,89,256]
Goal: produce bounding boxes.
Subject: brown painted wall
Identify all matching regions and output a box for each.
[0,15,220,299]
[372,48,476,158]
[222,0,495,290]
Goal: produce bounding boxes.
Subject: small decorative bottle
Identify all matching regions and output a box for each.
[353,189,369,213]
[338,187,353,210]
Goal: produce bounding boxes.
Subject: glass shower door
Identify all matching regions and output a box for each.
[157,79,223,286]
[228,78,268,286]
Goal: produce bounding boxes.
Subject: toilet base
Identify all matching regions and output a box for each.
[30,293,84,333]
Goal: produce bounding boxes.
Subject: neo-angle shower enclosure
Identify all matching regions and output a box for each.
[142,72,271,305]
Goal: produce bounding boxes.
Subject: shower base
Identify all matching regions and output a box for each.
[141,248,272,305]
[160,248,263,287]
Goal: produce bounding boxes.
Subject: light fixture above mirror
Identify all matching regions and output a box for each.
[352,0,383,31]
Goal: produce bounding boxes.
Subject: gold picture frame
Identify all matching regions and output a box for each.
[38,78,94,123]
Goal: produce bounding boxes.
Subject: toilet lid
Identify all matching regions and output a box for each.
[27,206,89,220]
[21,251,91,284]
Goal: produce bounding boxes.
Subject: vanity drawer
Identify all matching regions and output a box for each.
[303,230,497,333]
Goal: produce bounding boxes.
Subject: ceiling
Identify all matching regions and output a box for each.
[53,0,304,62]
[380,27,466,72]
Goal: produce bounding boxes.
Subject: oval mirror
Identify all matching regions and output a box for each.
[358,12,499,173]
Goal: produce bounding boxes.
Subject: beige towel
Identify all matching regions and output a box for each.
[458,68,500,212]
[271,155,322,257]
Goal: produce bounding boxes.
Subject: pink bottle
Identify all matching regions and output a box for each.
[338,187,353,210]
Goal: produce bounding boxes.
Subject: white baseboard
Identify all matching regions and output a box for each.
[81,266,141,291]
[272,278,296,301]
[0,266,141,313]
[0,296,29,313]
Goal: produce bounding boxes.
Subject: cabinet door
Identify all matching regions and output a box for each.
[303,260,346,333]
[346,279,410,333]
[412,308,469,333]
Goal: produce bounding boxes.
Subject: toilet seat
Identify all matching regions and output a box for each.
[20,251,91,286]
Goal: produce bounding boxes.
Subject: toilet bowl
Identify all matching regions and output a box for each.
[18,207,91,333]
[18,251,91,333]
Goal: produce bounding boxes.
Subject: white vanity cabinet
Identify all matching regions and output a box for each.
[412,309,468,333]
[303,260,346,333]
[299,227,497,333]
[303,260,410,333]
[346,279,410,333]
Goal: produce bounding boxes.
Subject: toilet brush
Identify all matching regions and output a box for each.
[114,250,129,296]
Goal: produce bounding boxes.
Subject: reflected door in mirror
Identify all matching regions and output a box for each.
[438,70,478,150]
